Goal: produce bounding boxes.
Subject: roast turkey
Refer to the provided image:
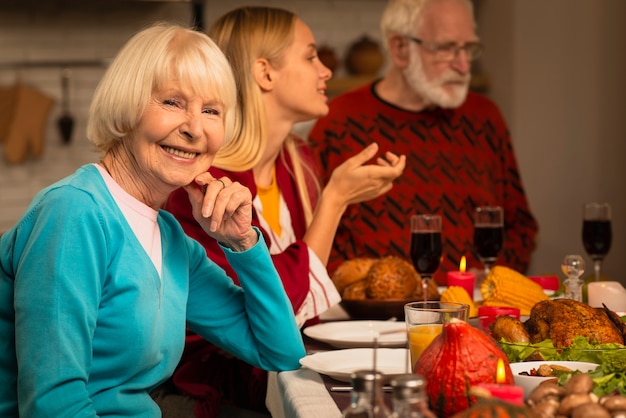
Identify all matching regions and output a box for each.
[491,298,625,347]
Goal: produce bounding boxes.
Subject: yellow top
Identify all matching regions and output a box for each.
[256,167,281,237]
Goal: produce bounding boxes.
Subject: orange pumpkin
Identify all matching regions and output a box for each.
[414,318,514,417]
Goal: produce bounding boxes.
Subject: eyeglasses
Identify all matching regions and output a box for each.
[406,36,484,61]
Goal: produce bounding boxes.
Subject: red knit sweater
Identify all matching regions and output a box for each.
[309,82,538,285]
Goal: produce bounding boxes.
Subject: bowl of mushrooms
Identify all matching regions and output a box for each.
[509,361,598,400]
[526,372,626,417]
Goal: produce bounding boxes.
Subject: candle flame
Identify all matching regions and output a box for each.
[496,358,506,384]
[459,256,467,273]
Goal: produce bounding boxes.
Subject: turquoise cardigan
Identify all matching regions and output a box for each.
[0,164,304,417]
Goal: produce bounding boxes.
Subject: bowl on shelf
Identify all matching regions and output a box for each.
[509,360,598,399]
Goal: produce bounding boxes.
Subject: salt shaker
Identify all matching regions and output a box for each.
[342,369,392,418]
[389,374,432,418]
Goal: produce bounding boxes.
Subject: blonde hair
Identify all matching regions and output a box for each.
[209,7,319,225]
[87,22,237,155]
[380,0,474,44]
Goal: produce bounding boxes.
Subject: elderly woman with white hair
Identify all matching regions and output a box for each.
[0,22,304,417]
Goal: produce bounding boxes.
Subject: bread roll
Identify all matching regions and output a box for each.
[365,256,418,299]
[332,258,376,294]
[342,279,367,300]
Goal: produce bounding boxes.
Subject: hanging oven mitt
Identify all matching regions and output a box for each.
[3,82,54,164]
[0,84,17,142]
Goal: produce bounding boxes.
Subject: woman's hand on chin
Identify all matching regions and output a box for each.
[184,173,257,251]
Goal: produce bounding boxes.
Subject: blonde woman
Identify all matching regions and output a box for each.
[164,6,406,417]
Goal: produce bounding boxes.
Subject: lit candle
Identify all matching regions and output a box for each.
[446,256,476,300]
[475,359,524,405]
[496,358,507,383]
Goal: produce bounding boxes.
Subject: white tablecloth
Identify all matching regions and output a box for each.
[266,369,342,418]
[264,305,361,417]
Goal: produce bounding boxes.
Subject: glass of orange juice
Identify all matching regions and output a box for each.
[404,301,469,371]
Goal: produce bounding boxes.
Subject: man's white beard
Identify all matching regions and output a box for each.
[403,49,471,109]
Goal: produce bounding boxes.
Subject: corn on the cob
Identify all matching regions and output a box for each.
[440,285,478,317]
[480,266,549,316]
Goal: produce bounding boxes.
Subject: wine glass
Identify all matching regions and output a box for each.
[582,202,612,281]
[561,254,585,302]
[410,214,442,302]
[473,206,504,276]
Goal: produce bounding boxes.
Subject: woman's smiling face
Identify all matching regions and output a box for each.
[126,80,226,193]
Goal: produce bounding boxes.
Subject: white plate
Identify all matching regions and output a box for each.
[303,320,407,349]
[300,348,410,382]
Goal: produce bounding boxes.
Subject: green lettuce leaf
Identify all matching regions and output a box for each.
[501,337,626,396]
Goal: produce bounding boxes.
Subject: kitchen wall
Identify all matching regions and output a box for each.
[0,0,195,231]
[498,1,626,283]
[1,0,624,283]
[0,0,386,232]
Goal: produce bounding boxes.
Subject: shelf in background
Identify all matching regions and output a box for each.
[326,75,377,96]
[326,73,490,97]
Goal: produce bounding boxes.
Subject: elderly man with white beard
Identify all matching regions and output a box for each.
[309,0,538,286]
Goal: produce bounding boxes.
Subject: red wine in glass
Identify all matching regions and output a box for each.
[410,214,442,301]
[410,231,443,275]
[473,206,504,275]
[473,225,504,264]
[582,203,612,281]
